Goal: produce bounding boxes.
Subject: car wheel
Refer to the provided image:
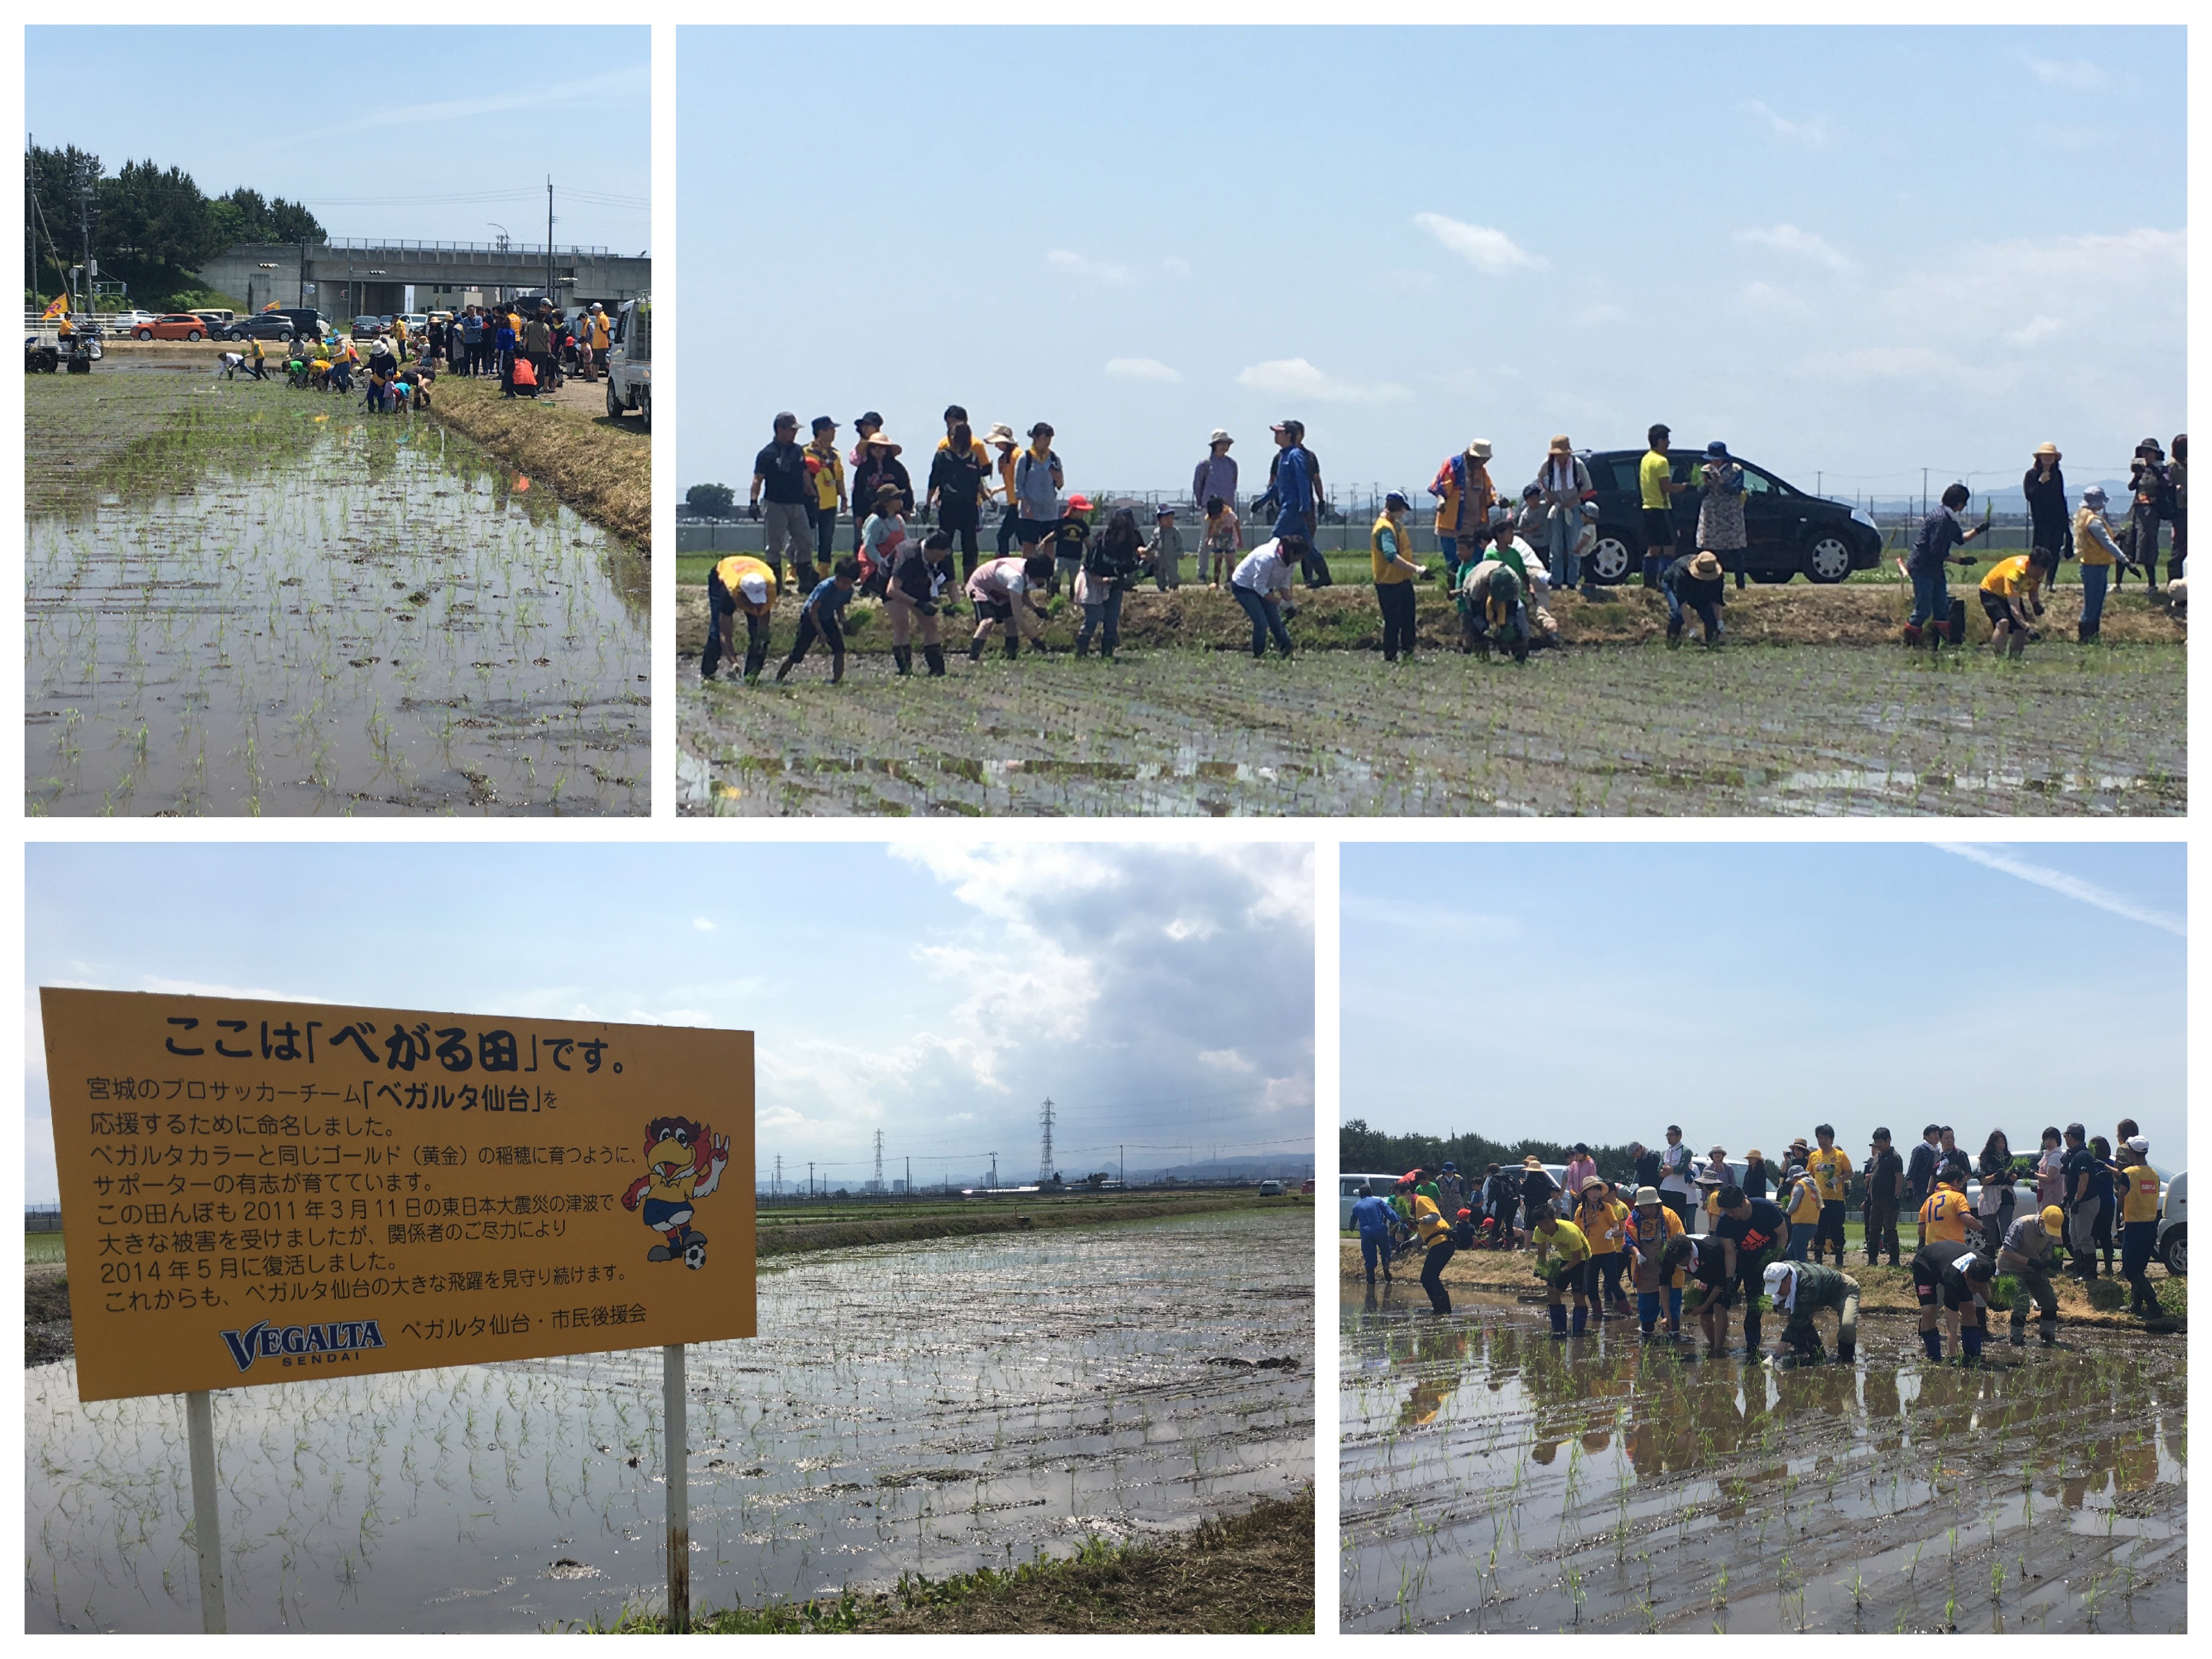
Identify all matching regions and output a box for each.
[1585,531,1634,585]
[2160,1227,2185,1276]
[606,383,622,420]
[639,391,650,434]
[187,329,202,342]
[135,328,152,340]
[1803,533,1855,584]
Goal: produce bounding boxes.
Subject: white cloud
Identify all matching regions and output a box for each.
[2005,315,2066,348]
[1932,845,2184,937]
[1413,212,1545,274]
[1742,280,1813,319]
[1735,224,1855,272]
[1160,255,1191,278]
[1744,99,1831,147]
[1046,248,1131,284]
[1234,358,1411,406]
[692,917,716,931]
[303,68,648,138]
[1105,356,1182,383]
[139,975,337,1003]
[2027,57,2107,88]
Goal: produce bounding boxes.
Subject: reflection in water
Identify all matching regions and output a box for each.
[1341,1295,2184,1633]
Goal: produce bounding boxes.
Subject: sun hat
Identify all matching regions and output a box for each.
[865,433,901,451]
[1703,441,1731,461]
[1386,490,1410,510]
[737,573,769,604]
[1689,551,1724,581]
[2082,484,2108,506]
[1582,499,1602,519]
[1467,439,1494,460]
[1522,1154,1544,1169]
[1156,502,1177,517]
[1028,421,1054,437]
[2041,1206,2066,1236]
[2126,1135,2149,1154]
[1709,1144,1727,1157]
[1548,434,1573,455]
[1209,428,1233,445]
[984,422,1017,446]
[2034,442,2060,458]
[1633,1186,1661,1207]
[1746,1148,1763,1161]
[1580,1174,1607,1193]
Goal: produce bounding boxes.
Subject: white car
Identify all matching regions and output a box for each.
[109,308,157,331]
[603,294,650,431]
[1340,1172,1400,1229]
[1258,1179,1284,1198]
[2158,1171,2186,1275]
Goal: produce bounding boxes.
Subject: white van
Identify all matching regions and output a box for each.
[604,294,650,431]
[2157,1170,2186,1274]
[1340,1173,1400,1229]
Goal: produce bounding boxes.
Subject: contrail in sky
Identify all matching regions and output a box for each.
[1932,844,2184,937]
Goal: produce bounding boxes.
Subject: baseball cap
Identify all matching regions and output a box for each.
[737,573,769,604]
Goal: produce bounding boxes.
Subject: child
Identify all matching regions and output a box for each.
[1980,545,2059,657]
[1048,493,1093,599]
[1201,495,1242,587]
[1146,503,1185,590]
[1077,507,1143,659]
[775,557,860,685]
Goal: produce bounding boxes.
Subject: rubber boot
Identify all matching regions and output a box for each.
[1004,634,1021,660]
[1548,1303,1568,1337]
[922,643,946,678]
[1075,635,1090,659]
[774,656,796,683]
[2039,1316,2058,1347]
[2010,1320,2027,1348]
[969,632,987,662]
[1921,1327,1943,1362]
[1666,618,1684,649]
[1958,1326,1984,1365]
[1743,1310,1761,1352]
[830,650,845,685]
[1571,1306,1587,1338]
[892,645,912,676]
[743,641,769,684]
[1902,622,1923,648]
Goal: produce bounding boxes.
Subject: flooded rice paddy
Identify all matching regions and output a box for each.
[678,645,2183,816]
[1340,1290,2184,1633]
[26,1208,1311,1632]
[25,368,648,815]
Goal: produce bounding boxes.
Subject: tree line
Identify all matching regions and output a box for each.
[26,143,326,308]
[1340,1120,1641,1186]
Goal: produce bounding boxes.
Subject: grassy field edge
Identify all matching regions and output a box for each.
[581,1486,1315,1634]
[761,1191,1296,1257]
[430,378,650,552]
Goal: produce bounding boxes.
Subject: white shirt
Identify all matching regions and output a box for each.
[1231,540,1296,599]
[1658,1142,1695,1196]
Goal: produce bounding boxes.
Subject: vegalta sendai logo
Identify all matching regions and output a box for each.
[218,1319,388,1374]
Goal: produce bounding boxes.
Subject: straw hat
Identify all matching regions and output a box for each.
[1688,551,1723,581]
[1579,1174,1607,1194]
[1521,1155,1544,1169]
[865,433,901,452]
[1548,434,1573,456]
[984,422,1018,447]
[1745,1148,1764,1162]
[2034,442,2060,458]
[1633,1186,1661,1207]
[1467,439,1493,461]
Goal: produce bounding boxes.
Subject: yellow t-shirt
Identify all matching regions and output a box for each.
[1535,1220,1591,1269]
[1411,1192,1448,1244]
[1808,1147,1853,1204]
[2119,1163,2161,1224]
[1918,1188,1973,1244]
[711,555,778,613]
[1639,449,1674,510]
[1980,554,2040,600]
[1575,1197,1629,1256]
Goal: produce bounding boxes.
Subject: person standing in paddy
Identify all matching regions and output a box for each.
[802,417,845,593]
[774,557,861,686]
[700,554,778,684]
[1806,1124,1853,1268]
[1230,535,1302,660]
[1145,503,1185,590]
[1539,434,1594,592]
[1635,425,1684,587]
[1429,439,1495,592]
[1258,420,1329,587]
[2024,442,2070,576]
[2072,484,2132,641]
[749,412,814,587]
[1371,492,1422,663]
[983,422,1022,562]
[1200,495,1244,587]
[1904,483,1989,648]
[1192,429,1238,536]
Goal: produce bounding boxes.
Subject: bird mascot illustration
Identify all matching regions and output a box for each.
[621,1116,730,1269]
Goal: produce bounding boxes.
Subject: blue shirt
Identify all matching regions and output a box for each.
[1349,1195,1394,1239]
[1275,445,1315,520]
[806,578,853,617]
[1908,508,1967,574]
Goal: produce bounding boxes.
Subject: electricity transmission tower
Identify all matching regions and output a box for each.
[774,1154,782,1198]
[873,1129,885,1191]
[1038,1097,1056,1182]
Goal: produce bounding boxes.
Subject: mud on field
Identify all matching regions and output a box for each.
[1340,1289,2184,1633]
[678,643,2182,817]
[28,1208,1312,1633]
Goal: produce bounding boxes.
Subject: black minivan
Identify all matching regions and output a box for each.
[1580,449,1882,585]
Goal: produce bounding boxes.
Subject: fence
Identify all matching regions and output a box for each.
[26,1206,62,1233]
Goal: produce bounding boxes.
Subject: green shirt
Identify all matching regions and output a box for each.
[1639,448,1674,511]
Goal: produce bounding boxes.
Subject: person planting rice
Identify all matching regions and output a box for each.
[1762,1258,1860,1365]
[1625,1186,1686,1337]
[1457,559,1528,662]
[1572,1175,1634,1320]
[1661,549,1726,648]
[2116,1135,2165,1319]
[774,557,861,685]
[965,552,1055,659]
[1904,482,1991,648]
[1076,506,1143,660]
[1528,1209,1593,1338]
[1713,1184,1790,1354]
[700,553,778,683]
[1685,1232,1740,1355]
[885,526,954,677]
[1996,1202,2067,1347]
[1910,1241,1994,1365]
[1403,1172,1454,1314]
[1229,535,1303,660]
[1979,544,2060,658]
[1371,492,1422,663]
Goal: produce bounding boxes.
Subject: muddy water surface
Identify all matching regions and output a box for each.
[25,373,647,815]
[27,1209,1311,1631]
[1340,1290,2183,1632]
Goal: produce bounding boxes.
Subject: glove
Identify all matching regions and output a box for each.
[747,503,761,520]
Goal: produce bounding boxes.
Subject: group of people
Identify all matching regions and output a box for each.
[431,299,614,398]
[1347,1113,2167,1368]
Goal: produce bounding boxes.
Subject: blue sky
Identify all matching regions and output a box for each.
[1343,842,2185,1168]
[26,27,650,252]
[682,25,2183,506]
[24,843,1314,1205]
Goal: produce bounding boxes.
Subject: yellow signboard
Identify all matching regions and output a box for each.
[41,989,755,1403]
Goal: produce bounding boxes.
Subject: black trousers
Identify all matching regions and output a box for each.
[1865,1200,1900,1264]
[1420,1241,1456,1314]
[783,604,844,666]
[1376,579,1417,659]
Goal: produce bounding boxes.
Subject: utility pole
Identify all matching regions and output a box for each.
[774,1154,782,1198]
[1120,1144,1126,1188]
[547,176,555,304]
[905,1155,911,1199]
[1038,1097,1056,1183]
[807,1159,815,1200]
[874,1129,885,1193]
[989,1151,998,1190]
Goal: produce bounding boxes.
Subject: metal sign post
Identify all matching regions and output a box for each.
[664,1344,689,1631]
[184,1390,227,1633]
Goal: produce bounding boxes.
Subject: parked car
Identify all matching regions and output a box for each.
[223,308,322,343]
[133,313,211,341]
[399,312,428,334]
[1258,1179,1285,1198]
[108,308,157,332]
[350,314,389,340]
[190,308,235,328]
[1577,448,1883,586]
[603,294,650,430]
[2158,1170,2186,1275]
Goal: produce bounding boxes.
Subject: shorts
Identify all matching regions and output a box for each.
[1693,1273,1736,1308]
[1979,589,2015,627]
[640,1197,692,1231]
[972,594,1015,623]
[1642,508,1677,549]
[1016,517,1059,544]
